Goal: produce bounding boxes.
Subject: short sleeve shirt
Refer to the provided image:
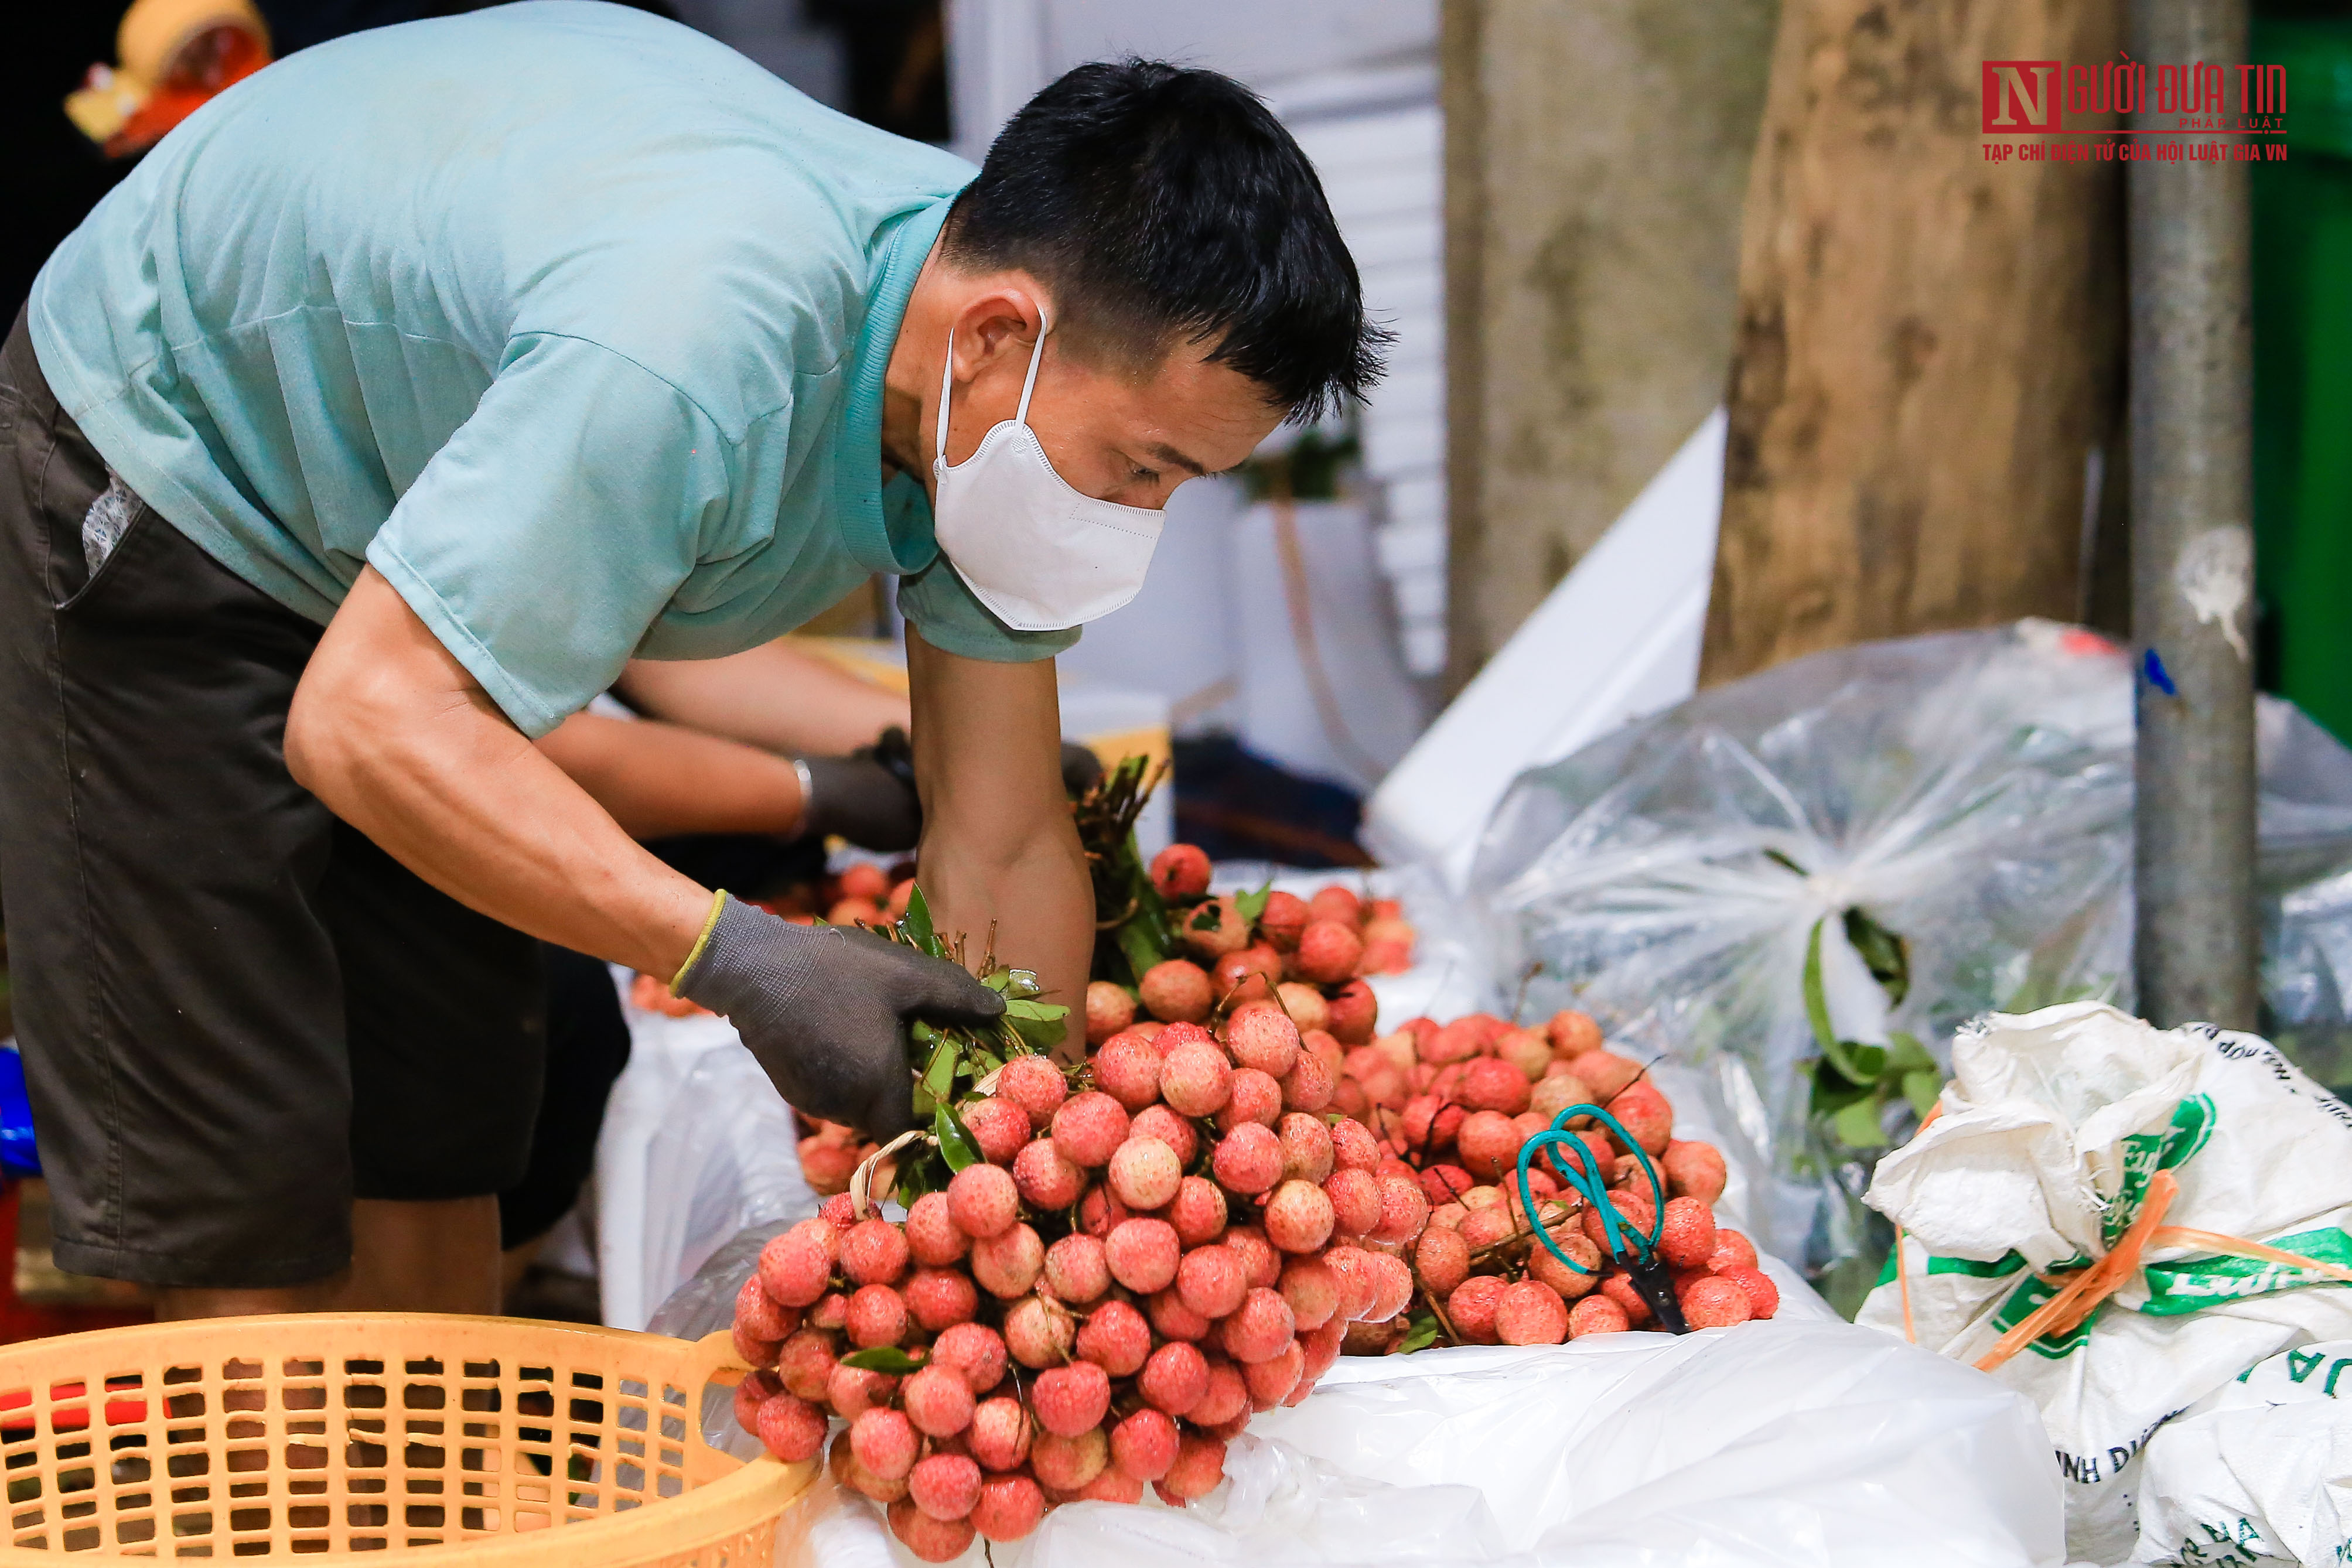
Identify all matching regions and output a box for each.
[28,1,1074,737]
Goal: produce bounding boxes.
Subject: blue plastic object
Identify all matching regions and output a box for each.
[1514,1102,1692,1333]
[0,1048,42,1179]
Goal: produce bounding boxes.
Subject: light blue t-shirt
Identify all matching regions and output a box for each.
[29,1,1074,737]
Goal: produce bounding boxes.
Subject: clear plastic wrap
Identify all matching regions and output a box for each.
[1466,621,2352,1307]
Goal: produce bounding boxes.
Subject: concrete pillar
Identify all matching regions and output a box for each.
[1441,0,1777,694]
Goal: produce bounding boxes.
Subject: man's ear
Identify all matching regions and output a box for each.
[950,282,1048,383]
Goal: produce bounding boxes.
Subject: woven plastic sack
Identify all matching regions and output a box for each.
[1465,620,2352,1299]
[1857,1003,2352,1564]
[2126,1337,2352,1564]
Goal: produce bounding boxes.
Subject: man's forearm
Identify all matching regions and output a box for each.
[917,819,1093,1059]
[288,570,712,979]
[537,712,806,839]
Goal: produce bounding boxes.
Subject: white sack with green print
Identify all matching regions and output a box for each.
[1857,1001,2352,1565]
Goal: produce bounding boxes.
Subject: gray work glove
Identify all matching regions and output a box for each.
[674,893,1003,1138]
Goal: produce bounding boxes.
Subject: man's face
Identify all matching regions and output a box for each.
[942,330,1285,511]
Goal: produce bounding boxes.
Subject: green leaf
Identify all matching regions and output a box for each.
[1845,1043,1887,1080]
[1801,919,1837,1056]
[902,884,942,956]
[1902,1069,1944,1118]
[838,1347,927,1375]
[1885,1030,1937,1072]
[1117,921,1169,986]
[1189,904,1221,932]
[1002,969,1044,1001]
[1235,880,1272,924]
[1830,1096,1890,1149]
[935,1102,982,1172]
[910,1080,936,1121]
[1395,1312,1440,1354]
[924,1037,961,1104]
[1811,1073,1875,1114]
[1762,847,1808,876]
[981,970,1014,993]
[1842,906,1911,1007]
[1002,999,1068,1021]
[1007,1010,1067,1053]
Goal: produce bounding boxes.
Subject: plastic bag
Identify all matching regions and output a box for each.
[595,1013,817,1329]
[774,1318,2065,1567]
[1464,621,2352,1303]
[2127,1338,2352,1565]
[1856,1003,2352,1564]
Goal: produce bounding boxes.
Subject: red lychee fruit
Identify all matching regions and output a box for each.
[1189,1362,1249,1428]
[1281,1051,1335,1113]
[1076,1297,1152,1376]
[1128,1102,1199,1166]
[1226,1006,1301,1078]
[1330,1117,1382,1170]
[1029,1427,1109,1492]
[1160,1040,1234,1118]
[1322,1245,1378,1321]
[757,1221,837,1308]
[1108,1135,1184,1211]
[1111,1407,1180,1482]
[1569,1050,1646,1102]
[851,1406,920,1480]
[903,1192,968,1266]
[1447,1275,1506,1343]
[1104,1216,1181,1294]
[1663,1138,1729,1202]
[1085,980,1138,1045]
[947,1163,1019,1239]
[1211,1120,1284,1195]
[1709,1227,1760,1272]
[1092,1032,1163,1111]
[1052,1090,1131,1167]
[1175,1244,1248,1320]
[1657,1195,1719,1269]
[1215,1067,1283,1130]
[970,1222,1044,1298]
[909,1451,982,1522]
[1715,1264,1780,1320]
[967,1396,1032,1472]
[1013,1136,1085,1210]
[1606,1081,1673,1156]
[902,1364,975,1437]
[930,1321,1008,1395]
[1151,843,1212,900]
[1496,1279,1570,1345]
[1168,1173,1228,1245]
[1148,1287,1212,1343]
[1219,1286,1298,1363]
[1032,1360,1111,1437]
[1568,1292,1630,1338]
[1212,947,1282,1007]
[1370,1173,1431,1245]
[1042,1231,1111,1304]
[1456,1109,1529,1183]
[735,1276,791,1344]
[1308,885,1361,925]
[1265,1179,1336,1253]
[1182,896,1252,961]
[886,1498,975,1563]
[1412,1227,1472,1297]
[1527,1232,1604,1300]
[953,1106,1019,1171]
[1679,1273,1755,1328]
[773,1330,836,1402]
[839,1217,910,1287]
[996,1054,1069,1126]
[1363,1251,1416,1322]
[824,1363,894,1421]
[1155,1433,1228,1504]
[1325,980,1378,1045]
[1493,1027,1552,1081]
[1003,1294,1074,1368]
[1140,1340,1210,1416]
[1547,1010,1604,1057]
[1323,1167,1382,1238]
[1077,1183,1131,1238]
[1138,959,1214,1024]
[1277,1112,1335,1184]
[1258,891,1310,952]
[1597,1271,1654,1327]
[1460,1056,1534,1115]
[1278,1254,1340,1330]
[1276,981,1330,1034]
[1295,920,1364,985]
[755,1392,827,1462]
[1242,1341,1304,1409]
[970,1472,1044,1542]
[844,1283,907,1348]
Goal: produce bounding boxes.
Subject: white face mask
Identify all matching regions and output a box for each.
[930,315,1165,632]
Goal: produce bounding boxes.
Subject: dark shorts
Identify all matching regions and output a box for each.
[0,311,546,1289]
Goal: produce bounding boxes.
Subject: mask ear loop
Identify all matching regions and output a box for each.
[1013,305,1051,427]
[937,305,1053,464]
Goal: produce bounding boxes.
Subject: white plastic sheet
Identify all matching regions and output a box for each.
[773,1318,2064,1568]
[2128,1339,2352,1564]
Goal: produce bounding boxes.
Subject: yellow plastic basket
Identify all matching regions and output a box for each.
[0,1314,813,1567]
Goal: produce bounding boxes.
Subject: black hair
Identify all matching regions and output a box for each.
[942,59,1387,423]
